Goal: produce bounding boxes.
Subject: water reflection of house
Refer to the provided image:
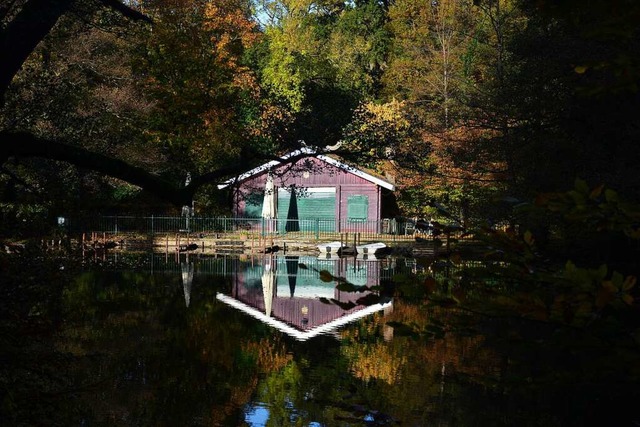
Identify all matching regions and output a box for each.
[216,255,392,341]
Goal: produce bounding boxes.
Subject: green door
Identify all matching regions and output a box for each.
[278,188,336,233]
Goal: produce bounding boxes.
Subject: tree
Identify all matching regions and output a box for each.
[386,0,474,129]
[256,0,392,148]
[134,0,262,177]
[0,0,304,209]
[382,0,505,221]
[0,0,150,105]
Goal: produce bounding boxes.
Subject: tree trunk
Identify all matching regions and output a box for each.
[0,0,73,103]
[0,0,151,104]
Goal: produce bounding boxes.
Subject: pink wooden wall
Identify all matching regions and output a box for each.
[233,157,383,227]
[233,258,382,332]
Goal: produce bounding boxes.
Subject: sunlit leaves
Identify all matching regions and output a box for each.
[341,99,417,167]
[259,0,334,112]
[138,0,261,176]
[342,338,406,385]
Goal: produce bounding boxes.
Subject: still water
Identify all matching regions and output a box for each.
[3,251,638,426]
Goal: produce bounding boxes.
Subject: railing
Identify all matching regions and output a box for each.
[72,216,431,242]
[126,253,402,277]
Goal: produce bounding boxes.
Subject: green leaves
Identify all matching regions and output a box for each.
[535,180,640,237]
[561,260,636,315]
[319,269,334,283]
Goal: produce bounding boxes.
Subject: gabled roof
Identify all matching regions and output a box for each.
[218,147,395,191]
[216,293,392,341]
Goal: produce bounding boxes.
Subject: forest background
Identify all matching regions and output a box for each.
[2,4,640,423]
[1,0,639,250]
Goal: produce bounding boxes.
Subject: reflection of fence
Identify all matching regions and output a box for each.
[87,252,405,280]
[72,216,441,241]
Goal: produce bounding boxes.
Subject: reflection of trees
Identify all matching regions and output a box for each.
[343,341,406,384]
[255,363,304,425]
[335,301,503,425]
[242,337,292,373]
[340,313,407,385]
[12,265,279,425]
[8,250,638,426]
[340,302,498,384]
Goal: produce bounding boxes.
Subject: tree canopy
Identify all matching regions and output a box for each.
[0,0,639,221]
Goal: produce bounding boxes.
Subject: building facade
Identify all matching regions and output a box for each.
[219,150,396,233]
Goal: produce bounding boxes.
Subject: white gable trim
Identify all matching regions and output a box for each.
[216,293,392,341]
[315,154,395,190]
[218,147,395,191]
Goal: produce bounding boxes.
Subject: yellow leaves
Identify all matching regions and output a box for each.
[242,338,292,372]
[574,65,589,74]
[523,230,534,246]
[596,274,636,308]
[344,341,406,385]
[355,100,411,133]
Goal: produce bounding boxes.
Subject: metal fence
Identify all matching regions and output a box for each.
[73,215,427,241]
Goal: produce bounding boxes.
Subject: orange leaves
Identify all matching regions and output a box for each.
[202,0,260,92]
[394,124,507,214]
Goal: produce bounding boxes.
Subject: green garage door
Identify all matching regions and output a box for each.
[278,188,336,233]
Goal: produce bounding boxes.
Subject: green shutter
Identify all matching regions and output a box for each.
[347,195,369,223]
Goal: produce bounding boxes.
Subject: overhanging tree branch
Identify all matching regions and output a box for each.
[0,131,192,205]
[0,0,74,103]
[0,132,327,205]
[0,0,151,104]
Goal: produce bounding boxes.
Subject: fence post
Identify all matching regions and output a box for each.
[115,215,118,234]
[315,219,319,241]
[151,215,154,236]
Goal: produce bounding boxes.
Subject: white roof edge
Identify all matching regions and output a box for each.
[217,147,395,191]
[216,293,392,341]
[316,154,395,191]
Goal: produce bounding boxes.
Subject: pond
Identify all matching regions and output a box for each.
[1,250,639,426]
